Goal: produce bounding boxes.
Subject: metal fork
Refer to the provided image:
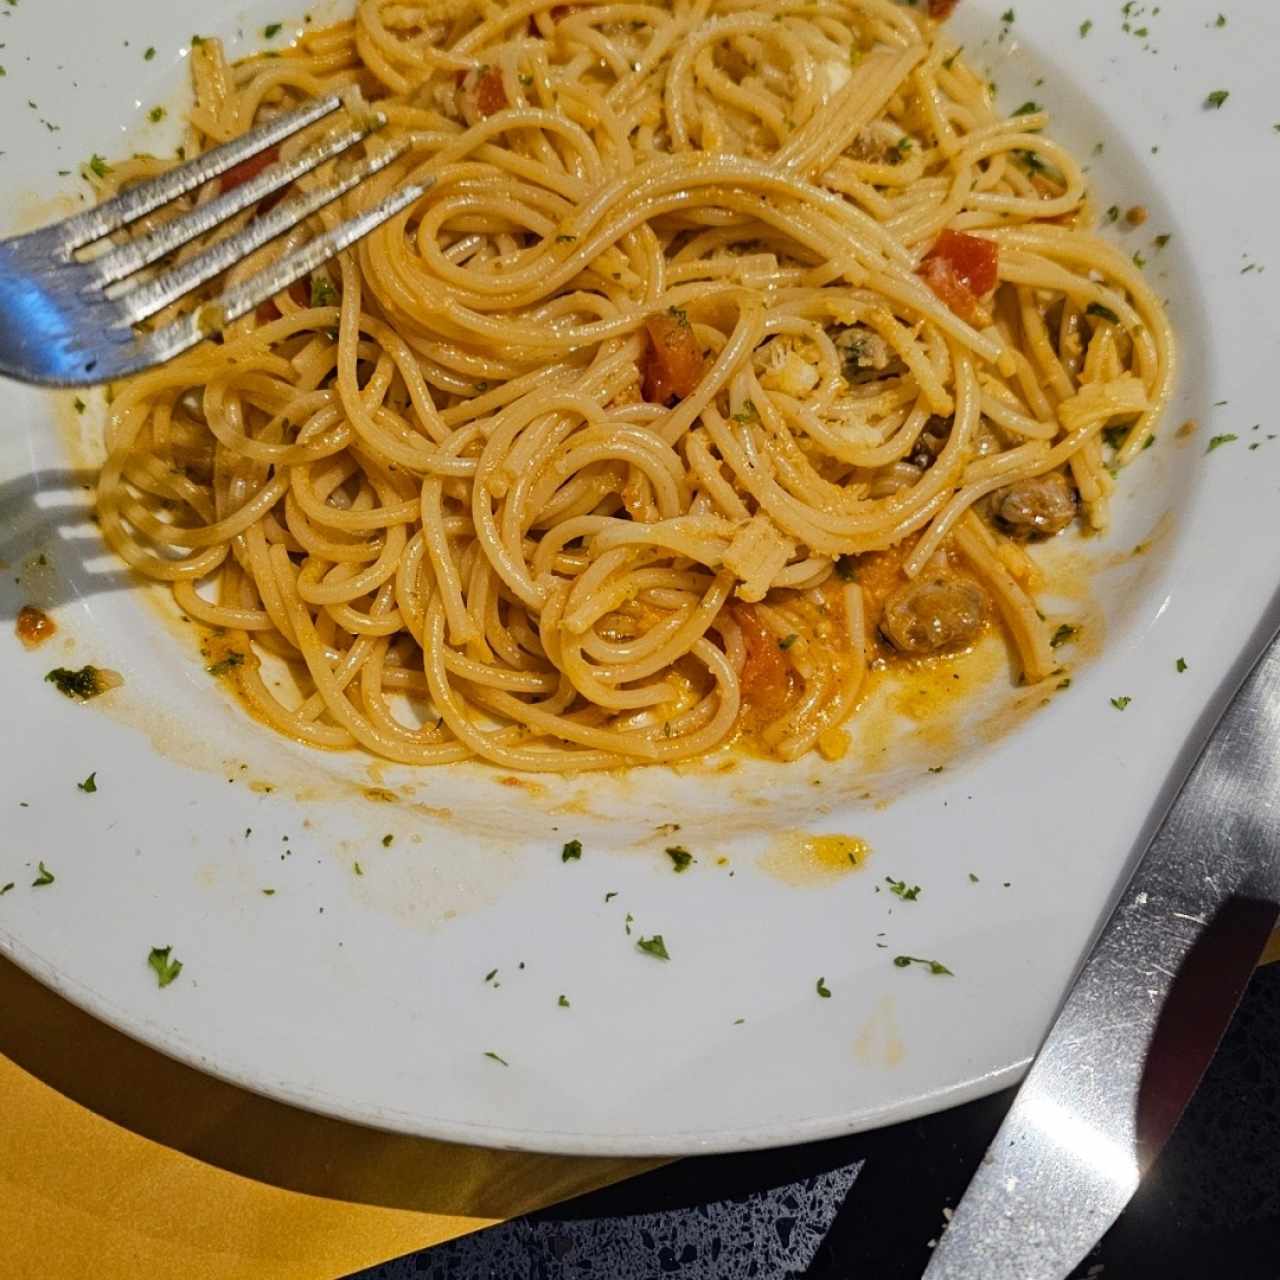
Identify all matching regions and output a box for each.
[0,94,431,388]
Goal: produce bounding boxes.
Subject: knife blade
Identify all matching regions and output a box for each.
[922,621,1280,1280]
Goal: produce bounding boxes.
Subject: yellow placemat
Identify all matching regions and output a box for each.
[0,957,662,1280]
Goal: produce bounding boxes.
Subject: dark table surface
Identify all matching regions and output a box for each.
[351,961,1280,1280]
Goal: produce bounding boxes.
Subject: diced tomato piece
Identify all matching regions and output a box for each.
[929,228,998,295]
[255,278,310,324]
[527,6,575,34]
[733,604,792,721]
[928,0,960,17]
[918,229,999,326]
[474,68,508,116]
[15,605,56,649]
[919,255,984,326]
[260,184,291,215]
[641,310,706,404]
[220,145,279,194]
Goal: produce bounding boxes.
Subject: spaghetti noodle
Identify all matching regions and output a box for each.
[95,0,1175,770]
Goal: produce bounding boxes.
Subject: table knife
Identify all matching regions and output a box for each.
[923,620,1280,1280]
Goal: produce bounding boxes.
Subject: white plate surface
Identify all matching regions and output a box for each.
[1,0,1278,1155]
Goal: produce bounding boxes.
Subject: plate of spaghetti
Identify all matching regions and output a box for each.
[0,0,1274,1153]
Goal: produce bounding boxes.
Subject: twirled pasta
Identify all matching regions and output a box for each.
[95,0,1175,770]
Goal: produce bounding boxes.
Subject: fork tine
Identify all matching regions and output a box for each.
[122,176,433,376]
[47,94,343,254]
[89,116,386,289]
[117,140,413,325]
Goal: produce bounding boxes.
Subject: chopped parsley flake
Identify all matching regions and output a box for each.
[886,876,922,902]
[968,872,980,883]
[0,883,13,896]
[45,665,110,700]
[206,652,245,676]
[1216,13,1227,26]
[1207,433,1238,452]
[1012,101,1041,117]
[144,46,156,60]
[636,934,670,960]
[1000,8,1014,23]
[32,862,55,887]
[893,954,953,976]
[1086,303,1120,324]
[73,396,86,413]
[561,838,582,862]
[147,945,182,987]
[1050,623,1078,648]
[1105,205,1121,224]
[264,22,283,38]
[87,153,111,178]
[1110,695,1132,710]
[149,107,166,123]
[604,890,618,902]
[666,846,694,872]
[1176,657,1188,673]
[556,234,577,243]
[262,888,276,895]
[483,1050,509,1066]
[310,276,338,307]
[557,994,570,1007]
[353,860,363,876]
[1079,19,1093,37]
[624,912,634,935]
[484,967,498,983]
[816,976,831,998]
[1205,90,1230,109]
[77,771,97,793]
[382,833,393,847]
[778,634,799,651]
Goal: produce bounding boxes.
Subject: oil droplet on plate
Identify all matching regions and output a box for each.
[854,994,905,1068]
[758,832,871,886]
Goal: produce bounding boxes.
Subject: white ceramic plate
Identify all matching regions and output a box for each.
[1,0,1277,1156]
